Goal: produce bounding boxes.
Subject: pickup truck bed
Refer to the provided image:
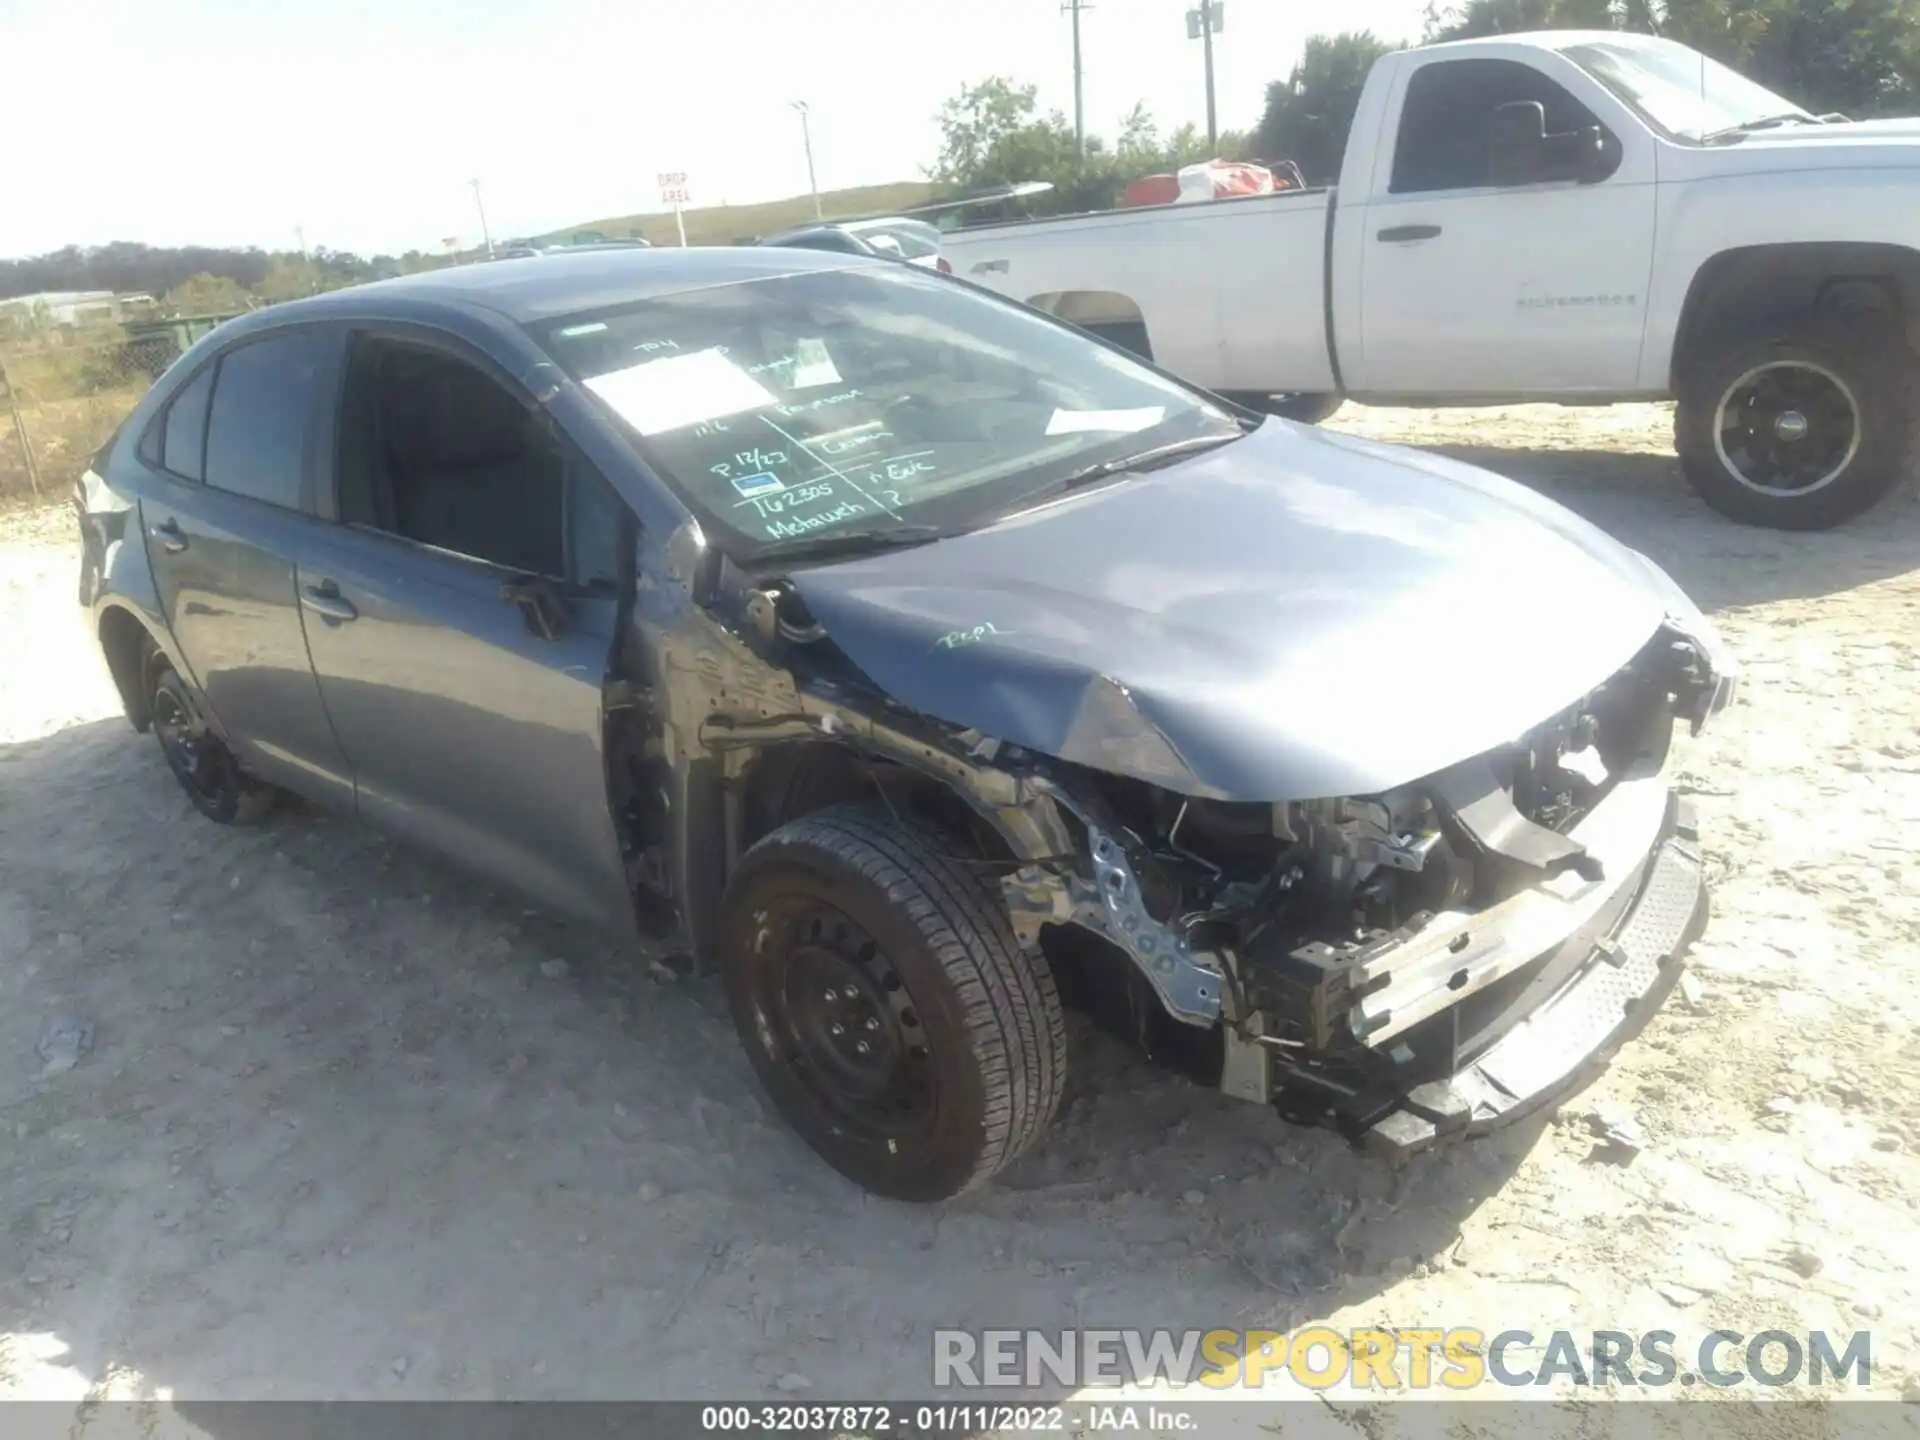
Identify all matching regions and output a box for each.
[945,187,1340,399]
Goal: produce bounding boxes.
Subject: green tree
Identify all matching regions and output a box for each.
[164,273,253,314]
[1422,0,1920,117]
[930,78,1254,218]
[930,77,1119,212]
[1255,32,1402,183]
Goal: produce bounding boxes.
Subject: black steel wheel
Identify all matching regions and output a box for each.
[149,662,275,825]
[718,806,1066,1201]
[1677,327,1916,530]
[1219,391,1344,426]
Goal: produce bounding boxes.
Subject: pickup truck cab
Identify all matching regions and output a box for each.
[944,31,1920,530]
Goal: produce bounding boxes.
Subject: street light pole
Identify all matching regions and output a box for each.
[1186,1,1222,153]
[792,101,821,219]
[1063,0,1089,159]
[469,177,494,258]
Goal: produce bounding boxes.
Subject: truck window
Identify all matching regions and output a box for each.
[1391,59,1605,194]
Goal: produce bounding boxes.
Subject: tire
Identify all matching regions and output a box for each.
[1080,319,1153,361]
[1265,393,1345,425]
[1675,325,1917,530]
[148,660,276,825]
[717,805,1067,1201]
[1218,391,1344,426]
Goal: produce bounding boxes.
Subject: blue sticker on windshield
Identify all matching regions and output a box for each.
[732,472,785,499]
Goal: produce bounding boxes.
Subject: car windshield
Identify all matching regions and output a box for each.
[1559,39,1814,143]
[534,264,1242,562]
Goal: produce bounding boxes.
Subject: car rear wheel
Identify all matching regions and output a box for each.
[717,805,1066,1201]
[149,659,275,825]
[1675,326,1916,530]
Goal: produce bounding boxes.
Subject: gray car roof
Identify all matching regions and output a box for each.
[255,246,871,327]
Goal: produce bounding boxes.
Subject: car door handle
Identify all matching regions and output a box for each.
[1377,224,1443,243]
[299,581,358,623]
[150,517,188,553]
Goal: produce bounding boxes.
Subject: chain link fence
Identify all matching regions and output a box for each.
[0,324,205,504]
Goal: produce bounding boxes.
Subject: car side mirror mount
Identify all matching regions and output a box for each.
[1490,103,1614,186]
[1488,101,1549,186]
[501,574,573,641]
[1573,122,1616,183]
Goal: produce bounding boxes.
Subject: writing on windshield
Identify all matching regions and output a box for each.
[543,266,1238,557]
[695,400,938,542]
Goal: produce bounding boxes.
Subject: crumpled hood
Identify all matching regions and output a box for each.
[788,421,1680,801]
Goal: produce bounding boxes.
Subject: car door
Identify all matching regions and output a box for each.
[139,326,355,808]
[1354,54,1658,396]
[294,328,635,932]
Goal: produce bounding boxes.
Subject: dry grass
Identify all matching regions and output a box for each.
[0,388,142,502]
[555,180,943,247]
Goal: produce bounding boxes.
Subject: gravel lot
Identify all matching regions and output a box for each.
[2,403,1918,1426]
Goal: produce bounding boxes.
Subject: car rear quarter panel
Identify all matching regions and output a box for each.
[88,508,189,733]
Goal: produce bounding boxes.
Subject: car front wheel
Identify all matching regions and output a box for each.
[718,805,1067,1201]
[149,659,275,825]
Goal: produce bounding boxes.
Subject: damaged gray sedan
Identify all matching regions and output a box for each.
[77,247,1737,1201]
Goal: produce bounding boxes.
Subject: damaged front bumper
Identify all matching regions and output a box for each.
[1360,791,1707,1159]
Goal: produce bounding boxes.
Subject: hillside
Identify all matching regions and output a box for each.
[547,180,944,248]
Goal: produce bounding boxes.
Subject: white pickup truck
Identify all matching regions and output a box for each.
[943,30,1920,530]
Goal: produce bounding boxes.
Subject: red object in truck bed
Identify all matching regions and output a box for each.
[1121,174,1183,208]
[1120,161,1291,209]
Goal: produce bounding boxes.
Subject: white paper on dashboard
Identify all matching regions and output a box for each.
[789,338,843,389]
[585,347,779,436]
[1044,406,1165,436]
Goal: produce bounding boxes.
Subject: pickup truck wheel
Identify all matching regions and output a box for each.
[1676,330,1916,530]
[149,662,275,825]
[1218,391,1344,426]
[717,805,1066,1201]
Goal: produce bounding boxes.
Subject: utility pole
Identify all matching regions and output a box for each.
[1063,0,1089,159]
[1186,1,1223,152]
[469,177,494,258]
[792,101,822,218]
[294,225,307,256]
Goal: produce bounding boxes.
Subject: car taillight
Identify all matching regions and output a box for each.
[936,257,952,274]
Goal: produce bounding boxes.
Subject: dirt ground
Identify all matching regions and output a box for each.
[2,403,1918,1428]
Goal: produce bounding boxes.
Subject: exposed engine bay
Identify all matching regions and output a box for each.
[696,558,1732,1155]
[983,625,1727,1140]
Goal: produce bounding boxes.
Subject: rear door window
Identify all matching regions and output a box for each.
[151,364,215,480]
[203,331,328,509]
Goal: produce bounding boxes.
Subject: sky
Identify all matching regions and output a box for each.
[0,0,1430,261]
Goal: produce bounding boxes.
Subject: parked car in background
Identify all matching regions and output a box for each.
[945,30,1920,530]
[760,217,950,272]
[75,246,1734,1201]
[495,238,653,260]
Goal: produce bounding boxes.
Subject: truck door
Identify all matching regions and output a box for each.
[1353,54,1657,396]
